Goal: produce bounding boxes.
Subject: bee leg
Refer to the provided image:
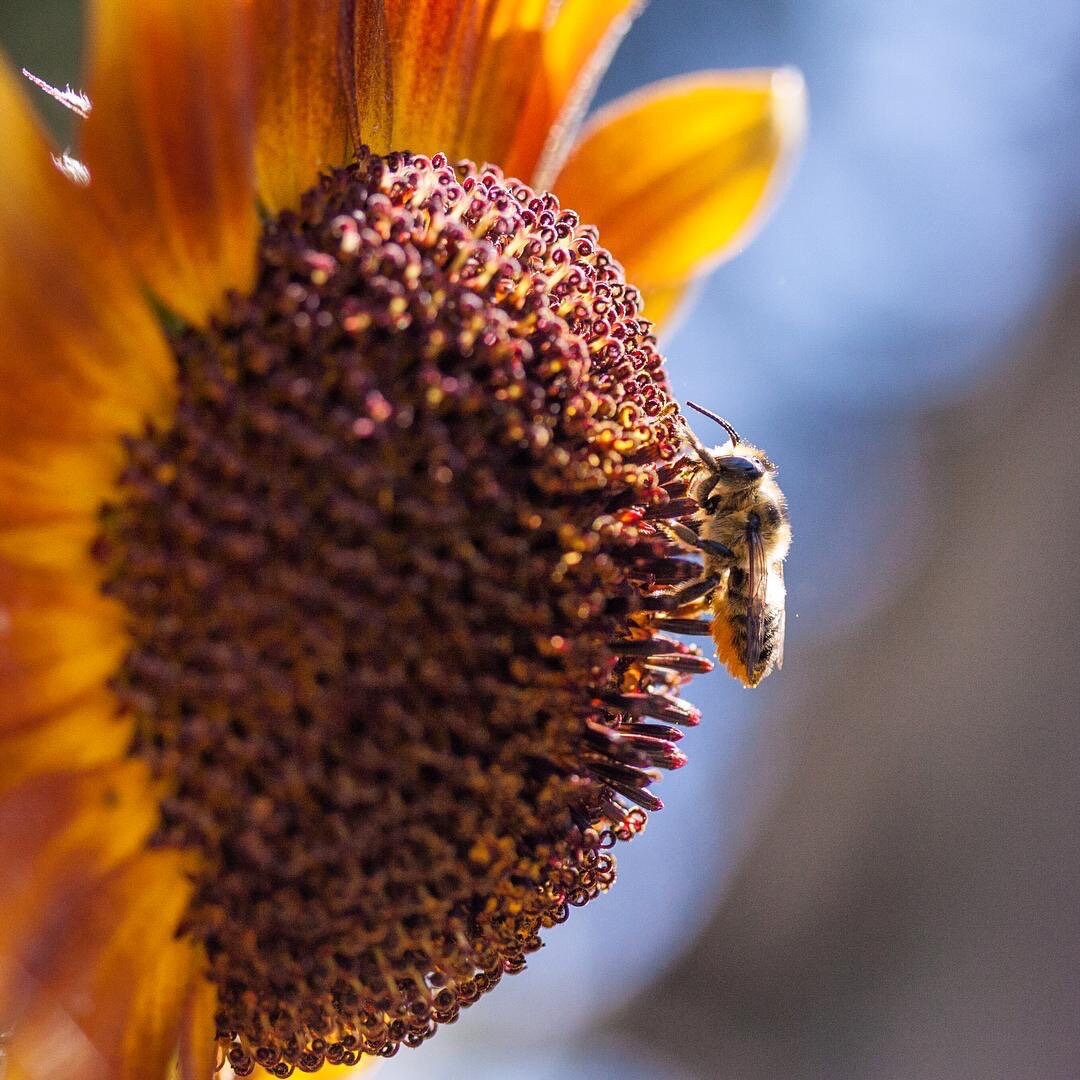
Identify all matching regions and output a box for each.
[668,522,700,546]
[698,538,735,560]
[693,471,720,504]
[669,522,734,561]
[643,572,718,612]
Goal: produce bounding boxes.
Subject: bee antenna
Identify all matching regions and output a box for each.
[686,401,740,445]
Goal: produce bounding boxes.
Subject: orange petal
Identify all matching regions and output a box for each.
[0,768,187,1079]
[0,764,161,990]
[373,0,548,164]
[253,0,353,213]
[115,870,203,1080]
[0,56,174,503]
[451,0,550,166]
[82,0,259,324]
[0,56,171,783]
[0,834,198,1080]
[502,0,643,186]
[553,70,807,326]
[176,973,220,1080]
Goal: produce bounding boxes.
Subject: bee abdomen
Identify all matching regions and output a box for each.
[712,582,781,687]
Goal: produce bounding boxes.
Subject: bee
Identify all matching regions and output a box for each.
[663,401,790,687]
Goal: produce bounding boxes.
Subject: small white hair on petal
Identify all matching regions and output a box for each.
[21,67,92,118]
[52,151,91,186]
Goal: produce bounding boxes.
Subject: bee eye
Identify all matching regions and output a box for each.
[722,455,766,481]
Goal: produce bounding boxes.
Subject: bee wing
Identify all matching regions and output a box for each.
[744,514,770,679]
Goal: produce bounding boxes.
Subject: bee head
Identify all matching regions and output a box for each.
[683,402,773,501]
[714,445,769,483]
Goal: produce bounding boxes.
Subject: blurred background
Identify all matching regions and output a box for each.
[3,2,1078,1077]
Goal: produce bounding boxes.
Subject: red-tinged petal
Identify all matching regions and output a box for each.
[370,0,548,164]
[0,839,197,1080]
[342,0,393,154]
[553,70,807,328]
[175,976,219,1080]
[253,0,353,213]
[503,0,643,186]
[82,0,259,325]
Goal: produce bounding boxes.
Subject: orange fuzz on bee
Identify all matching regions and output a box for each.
[657,402,790,687]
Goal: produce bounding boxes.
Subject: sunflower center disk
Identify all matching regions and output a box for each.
[96,150,710,1073]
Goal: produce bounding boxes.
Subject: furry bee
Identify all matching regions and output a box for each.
[665,401,791,687]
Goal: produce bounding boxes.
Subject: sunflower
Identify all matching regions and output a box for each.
[0,2,804,1076]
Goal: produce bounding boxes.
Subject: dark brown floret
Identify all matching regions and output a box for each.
[95,149,708,1074]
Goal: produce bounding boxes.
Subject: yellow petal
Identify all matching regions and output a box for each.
[503,0,643,186]
[0,447,132,541]
[0,548,124,714]
[116,874,203,1080]
[636,280,692,334]
[0,55,173,785]
[452,0,551,166]
[0,529,129,785]
[373,0,548,164]
[254,0,353,213]
[0,519,103,572]
[553,70,807,327]
[82,0,259,324]
[0,691,130,794]
[0,513,130,790]
[0,516,126,781]
[0,67,197,1076]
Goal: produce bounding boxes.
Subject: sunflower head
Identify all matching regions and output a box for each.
[94,147,703,1070]
[0,3,803,1076]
